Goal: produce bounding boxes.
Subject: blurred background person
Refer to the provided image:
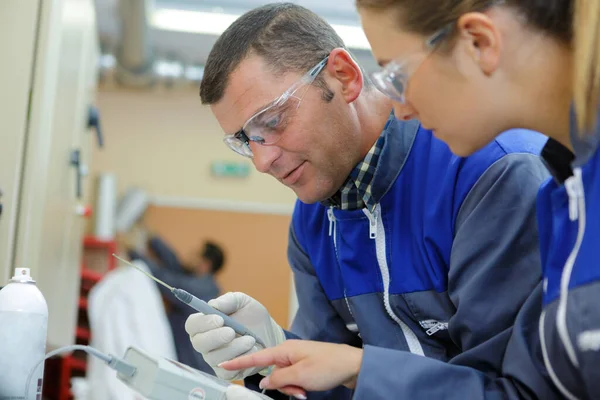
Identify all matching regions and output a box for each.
[123,232,226,373]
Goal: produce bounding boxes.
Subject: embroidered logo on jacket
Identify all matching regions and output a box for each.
[578,330,600,352]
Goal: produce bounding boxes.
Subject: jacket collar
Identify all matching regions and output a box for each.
[370,118,420,202]
[321,116,420,209]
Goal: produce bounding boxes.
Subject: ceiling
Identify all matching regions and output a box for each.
[93,0,378,75]
[154,0,362,23]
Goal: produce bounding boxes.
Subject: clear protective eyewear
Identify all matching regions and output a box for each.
[223,56,330,158]
[370,0,504,104]
[370,26,450,104]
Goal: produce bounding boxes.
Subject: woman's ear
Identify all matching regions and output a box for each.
[326,48,364,103]
[456,12,502,75]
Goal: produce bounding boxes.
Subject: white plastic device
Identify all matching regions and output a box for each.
[0,268,48,400]
[117,346,231,399]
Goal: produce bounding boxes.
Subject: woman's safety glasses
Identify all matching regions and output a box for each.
[370,0,503,104]
[369,27,450,104]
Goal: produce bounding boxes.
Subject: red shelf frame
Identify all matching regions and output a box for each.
[51,236,117,400]
[75,327,91,342]
[80,267,103,283]
[78,297,88,310]
[83,236,118,270]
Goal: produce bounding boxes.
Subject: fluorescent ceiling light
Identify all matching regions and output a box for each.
[151,8,371,50]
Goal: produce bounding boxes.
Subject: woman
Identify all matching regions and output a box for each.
[222,1,600,399]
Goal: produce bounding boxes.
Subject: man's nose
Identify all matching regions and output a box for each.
[392,102,417,121]
[250,142,282,174]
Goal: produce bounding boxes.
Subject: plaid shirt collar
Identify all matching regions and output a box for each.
[323,133,386,212]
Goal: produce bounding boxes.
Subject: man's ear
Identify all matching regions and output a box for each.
[326,48,364,103]
[456,12,502,75]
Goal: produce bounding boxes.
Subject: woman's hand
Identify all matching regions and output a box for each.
[220,340,363,398]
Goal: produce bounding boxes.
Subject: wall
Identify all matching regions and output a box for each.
[92,87,298,206]
[143,205,292,327]
[92,87,298,326]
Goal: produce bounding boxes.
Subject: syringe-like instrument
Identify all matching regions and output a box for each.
[112,254,266,348]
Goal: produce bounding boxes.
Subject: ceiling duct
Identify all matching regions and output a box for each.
[115,0,155,87]
[96,0,377,88]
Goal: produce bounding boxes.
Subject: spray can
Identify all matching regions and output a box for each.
[0,268,48,400]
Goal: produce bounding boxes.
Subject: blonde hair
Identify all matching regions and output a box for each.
[573,0,600,134]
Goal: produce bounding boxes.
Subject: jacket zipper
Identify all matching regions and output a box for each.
[426,322,448,336]
[538,167,586,400]
[364,204,425,356]
[557,168,586,367]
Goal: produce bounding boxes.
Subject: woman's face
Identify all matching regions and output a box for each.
[359,7,511,156]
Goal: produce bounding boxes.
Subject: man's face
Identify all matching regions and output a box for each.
[211,55,363,203]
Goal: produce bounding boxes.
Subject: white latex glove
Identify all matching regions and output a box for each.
[225,385,272,400]
[185,292,286,380]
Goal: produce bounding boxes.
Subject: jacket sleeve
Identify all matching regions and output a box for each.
[148,236,184,273]
[540,281,600,399]
[447,154,547,360]
[355,153,561,399]
[355,282,562,399]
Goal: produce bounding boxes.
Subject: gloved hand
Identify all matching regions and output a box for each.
[185,292,286,380]
[225,385,272,400]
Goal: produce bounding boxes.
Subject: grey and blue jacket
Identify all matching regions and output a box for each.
[286,119,559,399]
[537,108,600,400]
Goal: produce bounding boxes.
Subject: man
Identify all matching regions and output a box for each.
[142,238,225,281]
[185,3,555,399]
[129,237,225,373]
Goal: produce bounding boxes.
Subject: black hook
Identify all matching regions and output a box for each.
[88,105,104,148]
[70,150,83,199]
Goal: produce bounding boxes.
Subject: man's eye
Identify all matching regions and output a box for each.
[264,115,281,129]
[391,78,405,94]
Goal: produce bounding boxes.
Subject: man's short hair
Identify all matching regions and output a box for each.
[199,2,347,105]
[202,241,225,274]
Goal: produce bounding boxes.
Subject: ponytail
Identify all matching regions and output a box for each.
[573,0,600,134]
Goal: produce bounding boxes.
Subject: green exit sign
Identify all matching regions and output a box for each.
[211,161,251,178]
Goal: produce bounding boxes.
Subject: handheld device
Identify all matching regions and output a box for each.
[25,344,230,400]
[118,346,230,399]
[112,254,266,348]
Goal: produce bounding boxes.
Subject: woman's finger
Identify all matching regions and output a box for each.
[278,385,307,400]
[220,345,292,370]
[258,361,311,391]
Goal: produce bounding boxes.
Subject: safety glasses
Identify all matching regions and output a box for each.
[223,56,329,158]
[370,0,504,104]
[369,26,450,104]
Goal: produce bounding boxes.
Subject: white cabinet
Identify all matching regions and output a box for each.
[0,0,99,348]
[0,0,41,296]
